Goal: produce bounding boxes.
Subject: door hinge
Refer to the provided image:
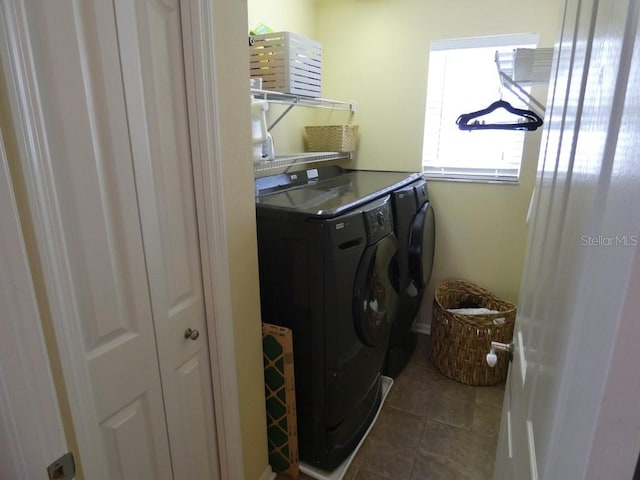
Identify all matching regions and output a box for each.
[47,452,76,480]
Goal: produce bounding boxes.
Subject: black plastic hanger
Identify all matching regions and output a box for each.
[456,99,543,131]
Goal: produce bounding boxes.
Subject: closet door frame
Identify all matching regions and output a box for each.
[0,126,69,480]
[0,0,245,478]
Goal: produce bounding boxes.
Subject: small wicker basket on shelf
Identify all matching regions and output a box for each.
[430,279,516,386]
[304,125,358,152]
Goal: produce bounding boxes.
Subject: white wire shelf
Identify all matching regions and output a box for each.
[250,88,356,112]
[251,88,356,131]
[250,89,355,175]
[253,152,351,174]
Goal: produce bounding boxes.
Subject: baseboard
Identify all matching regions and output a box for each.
[259,465,276,480]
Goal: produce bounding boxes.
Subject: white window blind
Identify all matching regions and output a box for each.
[422,34,539,183]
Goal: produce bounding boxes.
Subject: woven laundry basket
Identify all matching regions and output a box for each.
[304,125,359,152]
[430,279,516,386]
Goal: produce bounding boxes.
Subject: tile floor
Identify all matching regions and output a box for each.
[283,333,505,480]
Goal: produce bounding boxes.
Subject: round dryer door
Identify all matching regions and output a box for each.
[409,202,436,289]
[353,235,399,347]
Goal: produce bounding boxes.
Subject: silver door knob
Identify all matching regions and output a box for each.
[486,341,513,367]
[184,328,200,341]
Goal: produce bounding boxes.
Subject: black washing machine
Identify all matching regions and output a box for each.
[255,166,421,470]
[385,178,436,378]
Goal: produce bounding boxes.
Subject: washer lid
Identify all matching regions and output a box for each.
[256,169,422,217]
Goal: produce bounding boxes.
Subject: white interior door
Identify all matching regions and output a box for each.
[116,0,220,478]
[494,0,640,478]
[27,2,175,478]
[17,1,219,479]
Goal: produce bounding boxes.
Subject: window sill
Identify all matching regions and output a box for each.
[424,175,520,185]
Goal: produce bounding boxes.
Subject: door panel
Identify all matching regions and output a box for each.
[26,0,219,478]
[495,0,640,478]
[496,0,597,476]
[175,354,220,478]
[101,396,162,480]
[116,0,220,478]
[31,2,174,479]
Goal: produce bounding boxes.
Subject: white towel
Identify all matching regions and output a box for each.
[448,307,499,315]
[448,307,505,325]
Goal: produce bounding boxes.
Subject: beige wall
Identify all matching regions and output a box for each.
[248,0,316,34]
[314,0,562,324]
[214,1,271,478]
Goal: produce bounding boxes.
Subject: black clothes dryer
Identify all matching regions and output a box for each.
[255,166,421,470]
[385,178,436,378]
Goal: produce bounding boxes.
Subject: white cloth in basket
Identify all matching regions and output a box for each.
[447,308,505,325]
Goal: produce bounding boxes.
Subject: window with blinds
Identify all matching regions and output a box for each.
[422,34,539,183]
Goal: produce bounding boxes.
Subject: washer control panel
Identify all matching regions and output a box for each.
[364,196,394,244]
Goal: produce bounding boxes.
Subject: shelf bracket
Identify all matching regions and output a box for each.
[498,71,546,114]
[268,98,299,131]
[495,50,546,116]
